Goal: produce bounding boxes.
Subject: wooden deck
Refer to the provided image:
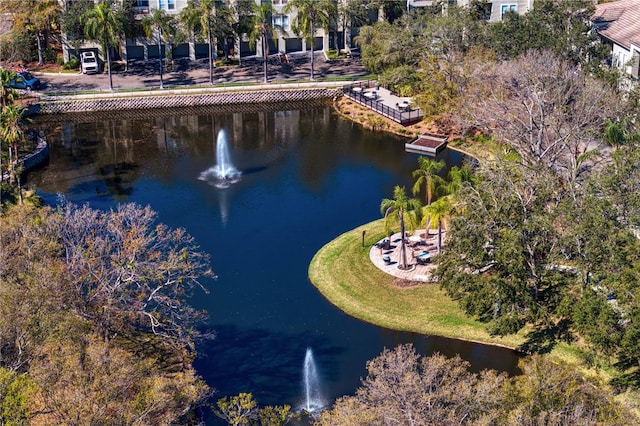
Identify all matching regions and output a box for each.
[343,82,424,125]
[405,134,448,156]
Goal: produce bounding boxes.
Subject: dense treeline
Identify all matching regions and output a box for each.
[0,202,213,423]
[316,344,636,425]
[355,0,640,391]
[356,0,616,118]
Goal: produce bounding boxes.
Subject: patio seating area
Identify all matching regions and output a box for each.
[370,230,442,282]
[343,81,424,125]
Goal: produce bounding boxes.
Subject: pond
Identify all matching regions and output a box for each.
[29,103,520,420]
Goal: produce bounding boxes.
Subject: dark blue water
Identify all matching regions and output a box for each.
[30,105,520,416]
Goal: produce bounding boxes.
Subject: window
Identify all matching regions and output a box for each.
[501,4,517,18]
[136,0,149,7]
[158,0,175,10]
[273,15,289,30]
[478,2,492,20]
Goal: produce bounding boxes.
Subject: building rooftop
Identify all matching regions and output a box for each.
[593,0,640,49]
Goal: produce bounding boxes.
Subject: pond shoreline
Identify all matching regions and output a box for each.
[26,83,493,352]
[307,219,525,353]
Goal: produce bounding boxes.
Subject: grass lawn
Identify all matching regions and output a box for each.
[308,215,632,392]
[308,218,525,349]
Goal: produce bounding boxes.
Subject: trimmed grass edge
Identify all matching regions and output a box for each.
[308,217,525,350]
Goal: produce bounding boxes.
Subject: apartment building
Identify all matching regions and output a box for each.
[407,0,534,21]
[62,0,334,64]
[593,0,640,82]
[63,0,538,65]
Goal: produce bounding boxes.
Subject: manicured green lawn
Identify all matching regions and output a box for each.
[308,217,627,387]
[308,218,525,349]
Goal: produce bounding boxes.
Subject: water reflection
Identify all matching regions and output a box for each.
[29,103,520,417]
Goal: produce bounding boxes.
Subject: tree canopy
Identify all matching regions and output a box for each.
[0,202,214,423]
[316,344,636,425]
[83,0,122,91]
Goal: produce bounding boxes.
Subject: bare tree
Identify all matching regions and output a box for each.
[54,202,214,349]
[316,344,507,426]
[316,345,637,426]
[459,51,618,199]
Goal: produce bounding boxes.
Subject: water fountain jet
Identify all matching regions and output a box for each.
[300,348,325,413]
[199,129,241,188]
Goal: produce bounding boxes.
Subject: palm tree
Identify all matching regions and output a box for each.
[284,0,337,81]
[423,196,452,254]
[1,105,27,203]
[337,0,371,52]
[380,186,423,270]
[0,69,16,109]
[445,164,475,196]
[142,9,176,89]
[412,156,445,239]
[84,1,122,92]
[412,157,445,206]
[199,0,217,86]
[249,2,284,84]
[178,0,201,57]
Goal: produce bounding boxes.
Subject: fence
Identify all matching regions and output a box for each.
[342,82,423,125]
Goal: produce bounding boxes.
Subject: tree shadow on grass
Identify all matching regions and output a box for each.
[517,319,573,355]
[610,368,640,391]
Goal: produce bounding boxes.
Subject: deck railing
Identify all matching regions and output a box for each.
[342,82,423,125]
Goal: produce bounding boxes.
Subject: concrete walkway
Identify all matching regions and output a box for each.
[369,230,442,283]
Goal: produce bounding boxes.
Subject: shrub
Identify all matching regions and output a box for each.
[108,62,125,72]
[326,49,338,59]
[62,58,79,70]
[43,48,57,63]
[380,65,421,96]
[215,57,238,67]
[365,116,387,132]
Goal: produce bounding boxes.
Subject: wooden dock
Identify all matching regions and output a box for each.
[405,134,448,156]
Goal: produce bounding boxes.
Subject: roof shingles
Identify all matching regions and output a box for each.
[594,0,640,49]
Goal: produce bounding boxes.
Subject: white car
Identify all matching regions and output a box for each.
[81,51,98,74]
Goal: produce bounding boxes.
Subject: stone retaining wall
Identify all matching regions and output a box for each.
[29,88,342,115]
[20,87,344,177]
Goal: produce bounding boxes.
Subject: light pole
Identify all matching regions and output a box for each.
[158,27,164,89]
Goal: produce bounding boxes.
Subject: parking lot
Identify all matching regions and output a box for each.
[35,52,368,93]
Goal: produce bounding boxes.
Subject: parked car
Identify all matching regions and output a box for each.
[81,51,99,74]
[9,71,41,91]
